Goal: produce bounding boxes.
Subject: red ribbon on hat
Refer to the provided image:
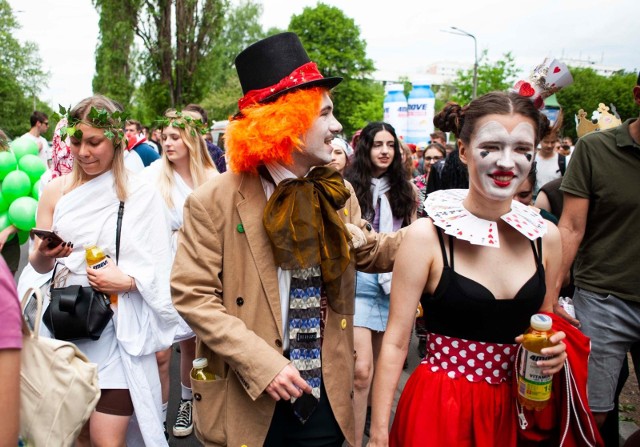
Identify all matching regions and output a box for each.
[238,62,325,111]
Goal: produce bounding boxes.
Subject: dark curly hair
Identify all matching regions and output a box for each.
[344,122,415,224]
[434,91,551,146]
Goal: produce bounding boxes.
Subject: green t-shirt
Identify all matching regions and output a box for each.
[560,118,640,302]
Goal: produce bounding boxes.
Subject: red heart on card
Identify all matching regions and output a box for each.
[553,66,561,73]
[518,82,535,97]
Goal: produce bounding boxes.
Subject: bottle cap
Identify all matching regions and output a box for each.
[530,313,552,331]
[192,357,209,369]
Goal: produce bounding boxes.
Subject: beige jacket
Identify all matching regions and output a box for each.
[171,172,402,447]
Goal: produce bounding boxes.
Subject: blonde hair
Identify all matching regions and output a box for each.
[68,95,128,201]
[158,109,217,208]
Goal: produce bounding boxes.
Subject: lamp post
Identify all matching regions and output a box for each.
[446,26,478,99]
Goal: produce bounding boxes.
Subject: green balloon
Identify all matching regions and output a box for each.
[1,170,32,204]
[18,154,47,184]
[0,211,10,232]
[32,180,41,200]
[10,137,39,160]
[8,196,38,231]
[0,190,9,213]
[18,229,30,245]
[0,150,18,181]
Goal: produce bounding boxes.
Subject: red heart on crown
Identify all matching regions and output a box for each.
[518,82,535,97]
[553,66,561,73]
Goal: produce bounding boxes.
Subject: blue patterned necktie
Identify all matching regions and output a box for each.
[288,266,323,423]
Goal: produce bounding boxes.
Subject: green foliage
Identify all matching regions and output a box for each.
[201,0,265,121]
[451,50,519,105]
[92,0,139,106]
[556,68,637,140]
[288,2,381,136]
[0,0,47,138]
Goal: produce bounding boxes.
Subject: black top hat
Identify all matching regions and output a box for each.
[235,32,342,107]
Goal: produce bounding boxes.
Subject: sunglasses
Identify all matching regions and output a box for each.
[425,156,443,162]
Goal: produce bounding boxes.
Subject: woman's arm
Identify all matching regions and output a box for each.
[368,219,436,446]
[29,177,73,273]
[0,349,20,446]
[540,221,562,313]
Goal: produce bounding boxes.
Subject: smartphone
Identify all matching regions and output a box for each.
[30,228,65,249]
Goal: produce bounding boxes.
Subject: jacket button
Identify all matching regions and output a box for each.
[236,297,244,306]
[275,339,282,347]
[365,223,372,231]
[194,393,202,401]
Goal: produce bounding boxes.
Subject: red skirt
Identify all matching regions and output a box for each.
[390,363,518,447]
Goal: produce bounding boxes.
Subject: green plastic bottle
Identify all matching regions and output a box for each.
[191,357,215,381]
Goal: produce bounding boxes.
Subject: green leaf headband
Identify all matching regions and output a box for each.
[53,105,129,144]
[157,111,209,137]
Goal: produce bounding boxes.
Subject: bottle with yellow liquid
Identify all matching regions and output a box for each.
[517,314,555,410]
[84,244,118,306]
[191,358,215,381]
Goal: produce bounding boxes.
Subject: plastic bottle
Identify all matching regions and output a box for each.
[84,244,118,305]
[383,83,408,140]
[517,314,555,410]
[406,83,436,144]
[191,357,215,381]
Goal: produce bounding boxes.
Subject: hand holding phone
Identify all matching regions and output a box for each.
[30,228,65,249]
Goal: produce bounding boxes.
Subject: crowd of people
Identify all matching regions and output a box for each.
[1,31,640,447]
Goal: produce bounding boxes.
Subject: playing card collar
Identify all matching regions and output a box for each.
[425,189,547,248]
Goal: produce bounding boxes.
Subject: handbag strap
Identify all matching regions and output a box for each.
[50,201,125,282]
[21,287,43,338]
[115,201,124,264]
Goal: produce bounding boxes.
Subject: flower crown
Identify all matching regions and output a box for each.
[156,111,209,137]
[53,105,129,143]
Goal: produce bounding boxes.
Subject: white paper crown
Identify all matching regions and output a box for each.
[575,103,623,138]
[511,58,573,109]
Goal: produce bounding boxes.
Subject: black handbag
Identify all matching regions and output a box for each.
[43,202,124,341]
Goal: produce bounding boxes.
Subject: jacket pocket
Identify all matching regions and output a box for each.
[192,377,227,445]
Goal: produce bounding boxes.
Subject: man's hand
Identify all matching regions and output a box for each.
[265,363,312,401]
[553,301,581,327]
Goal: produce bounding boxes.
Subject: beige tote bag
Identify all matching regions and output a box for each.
[20,287,101,446]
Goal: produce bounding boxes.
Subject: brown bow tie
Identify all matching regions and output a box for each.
[263,166,352,312]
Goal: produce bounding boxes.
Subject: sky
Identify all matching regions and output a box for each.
[7,0,639,109]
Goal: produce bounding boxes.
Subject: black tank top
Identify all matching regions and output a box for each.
[420,228,546,344]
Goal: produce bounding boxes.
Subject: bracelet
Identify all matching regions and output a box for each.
[127,275,135,292]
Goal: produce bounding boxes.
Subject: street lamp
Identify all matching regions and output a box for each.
[444,26,478,99]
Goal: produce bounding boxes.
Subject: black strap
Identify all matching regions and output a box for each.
[51,201,124,282]
[435,227,450,268]
[115,201,124,264]
[557,154,566,176]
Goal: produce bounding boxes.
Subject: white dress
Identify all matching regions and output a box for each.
[50,170,179,446]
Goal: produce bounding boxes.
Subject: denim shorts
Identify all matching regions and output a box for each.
[573,287,640,412]
[354,271,390,332]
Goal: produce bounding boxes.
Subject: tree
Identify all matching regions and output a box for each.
[201,0,266,121]
[134,0,227,113]
[556,68,637,140]
[0,0,47,138]
[288,3,383,137]
[451,50,519,105]
[92,0,139,106]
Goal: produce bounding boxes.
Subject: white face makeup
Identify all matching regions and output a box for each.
[466,115,536,201]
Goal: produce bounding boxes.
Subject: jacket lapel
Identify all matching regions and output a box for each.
[236,173,284,338]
